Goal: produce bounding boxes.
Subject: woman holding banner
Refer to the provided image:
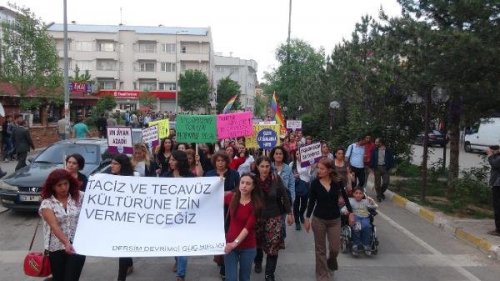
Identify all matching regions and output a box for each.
[155,137,175,175]
[253,156,293,281]
[108,154,136,281]
[224,173,264,281]
[161,150,194,281]
[132,143,157,177]
[185,149,204,176]
[39,169,86,281]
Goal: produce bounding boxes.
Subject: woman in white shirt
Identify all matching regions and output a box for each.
[39,169,86,281]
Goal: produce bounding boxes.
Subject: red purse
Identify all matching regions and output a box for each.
[23,220,52,277]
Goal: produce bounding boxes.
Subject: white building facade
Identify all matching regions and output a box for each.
[214,55,258,112]
[47,23,214,113]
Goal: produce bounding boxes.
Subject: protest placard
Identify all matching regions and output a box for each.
[148,119,170,139]
[286,120,302,131]
[217,112,253,139]
[107,127,133,154]
[73,174,225,257]
[245,124,281,149]
[299,142,322,167]
[142,125,159,152]
[176,115,217,143]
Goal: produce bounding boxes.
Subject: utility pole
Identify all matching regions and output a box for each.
[63,0,70,137]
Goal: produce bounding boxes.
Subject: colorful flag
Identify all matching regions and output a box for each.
[271,91,286,127]
[222,95,238,114]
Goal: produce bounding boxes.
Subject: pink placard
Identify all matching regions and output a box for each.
[217,112,254,139]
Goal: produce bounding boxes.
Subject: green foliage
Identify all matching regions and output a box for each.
[216,77,241,113]
[70,65,92,83]
[449,166,491,212]
[139,91,157,110]
[95,95,117,115]
[253,92,268,119]
[0,3,62,110]
[393,160,420,178]
[178,70,210,112]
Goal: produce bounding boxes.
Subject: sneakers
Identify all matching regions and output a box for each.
[487,230,500,237]
[265,274,275,281]
[327,256,338,271]
[254,263,262,273]
[295,224,301,231]
[351,245,359,256]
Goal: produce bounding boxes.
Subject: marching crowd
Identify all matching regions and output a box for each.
[38,127,396,281]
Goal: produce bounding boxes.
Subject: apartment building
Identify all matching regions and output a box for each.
[214,54,258,112]
[47,23,214,113]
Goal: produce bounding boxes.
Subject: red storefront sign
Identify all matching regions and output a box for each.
[98,90,176,100]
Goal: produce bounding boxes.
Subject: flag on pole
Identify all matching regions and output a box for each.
[271,91,285,127]
[222,95,238,114]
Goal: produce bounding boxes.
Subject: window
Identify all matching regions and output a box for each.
[181,46,186,53]
[159,82,176,90]
[73,60,94,71]
[137,41,157,53]
[97,79,116,89]
[160,62,176,72]
[97,41,115,52]
[73,41,94,52]
[139,80,157,91]
[138,61,156,72]
[161,43,176,53]
[96,60,117,71]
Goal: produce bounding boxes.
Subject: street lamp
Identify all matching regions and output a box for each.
[329,101,340,130]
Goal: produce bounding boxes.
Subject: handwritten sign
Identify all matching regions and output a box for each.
[217,112,253,139]
[245,124,281,149]
[148,119,170,139]
[176,115,217,143]
[286,120,302,131]
[107,127,133,154]
[73,174,225,257]
[142,126,159,152]
[299,142,322,167]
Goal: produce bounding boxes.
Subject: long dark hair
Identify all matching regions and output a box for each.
[113,154,134,176]
[170,150,191,176]
[41,169,81,203]
[270,146,289,164]
[158,137,175,154]
[229,173,264,216]
[66,153,85,170]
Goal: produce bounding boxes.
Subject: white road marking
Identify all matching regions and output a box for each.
[378,210,482,281]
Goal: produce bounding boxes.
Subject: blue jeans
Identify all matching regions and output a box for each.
[352,216,372,248]
[175,256,188,278]
[224,248,256,281]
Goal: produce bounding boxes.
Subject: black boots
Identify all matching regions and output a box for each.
[264,255,278,281]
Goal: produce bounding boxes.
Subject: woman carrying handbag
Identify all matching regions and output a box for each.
[39,169,86,281]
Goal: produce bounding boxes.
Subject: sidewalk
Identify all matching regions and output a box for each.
[383,187,500,260]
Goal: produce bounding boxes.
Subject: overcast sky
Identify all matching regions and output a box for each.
[2,0,402,81]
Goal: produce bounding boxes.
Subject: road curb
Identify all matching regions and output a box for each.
[385,190,500,260]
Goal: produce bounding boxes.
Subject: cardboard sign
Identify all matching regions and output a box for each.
[217,112,253,139]
[142,126,160,152]
[286,120,302,131]
[245,124,281,149]
[73,174,225,257]
[299,142,322,167]
[148,119,170,139]
[107,127,133,154]
[176,115,217,143]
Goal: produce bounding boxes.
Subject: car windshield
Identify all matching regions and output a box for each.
[34,143,100,164]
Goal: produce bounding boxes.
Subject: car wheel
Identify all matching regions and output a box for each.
[464,142,472,153]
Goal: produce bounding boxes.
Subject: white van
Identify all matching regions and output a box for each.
[464,117,500,153]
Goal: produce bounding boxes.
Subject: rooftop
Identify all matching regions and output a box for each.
[47,23,209,36]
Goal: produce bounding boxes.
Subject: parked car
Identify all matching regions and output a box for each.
[415,130,448,147]
[0,138,112,212]
[464,117,500,153]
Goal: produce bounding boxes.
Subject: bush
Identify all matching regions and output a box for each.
[449,166,491,211]
[393,160,420,177]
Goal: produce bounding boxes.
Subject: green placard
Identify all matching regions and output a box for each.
[176,114,217,143]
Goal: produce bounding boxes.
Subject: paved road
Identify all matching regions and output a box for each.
[411,144,488,172]
[1,193,499,280]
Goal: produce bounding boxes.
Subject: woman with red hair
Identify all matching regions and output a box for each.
[39,168,85,281]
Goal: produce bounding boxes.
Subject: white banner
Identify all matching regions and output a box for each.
[299,142,322,167]
[286,120,302,131]
[73,174,225,257]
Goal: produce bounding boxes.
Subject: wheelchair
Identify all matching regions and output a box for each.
[340,208,379,256]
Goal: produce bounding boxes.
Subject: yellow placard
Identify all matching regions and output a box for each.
[245,124,281,149]
[148,119,170,139]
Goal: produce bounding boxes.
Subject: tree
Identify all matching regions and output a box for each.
[397,0,500,190]
[94,95,117,115]
[139,91,157,111]
[0,3,62,124]
[216,77,240,113]
[70,65,92,83]
[178,69,210,112]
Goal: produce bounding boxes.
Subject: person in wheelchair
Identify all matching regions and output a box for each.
[348,187,378,255]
